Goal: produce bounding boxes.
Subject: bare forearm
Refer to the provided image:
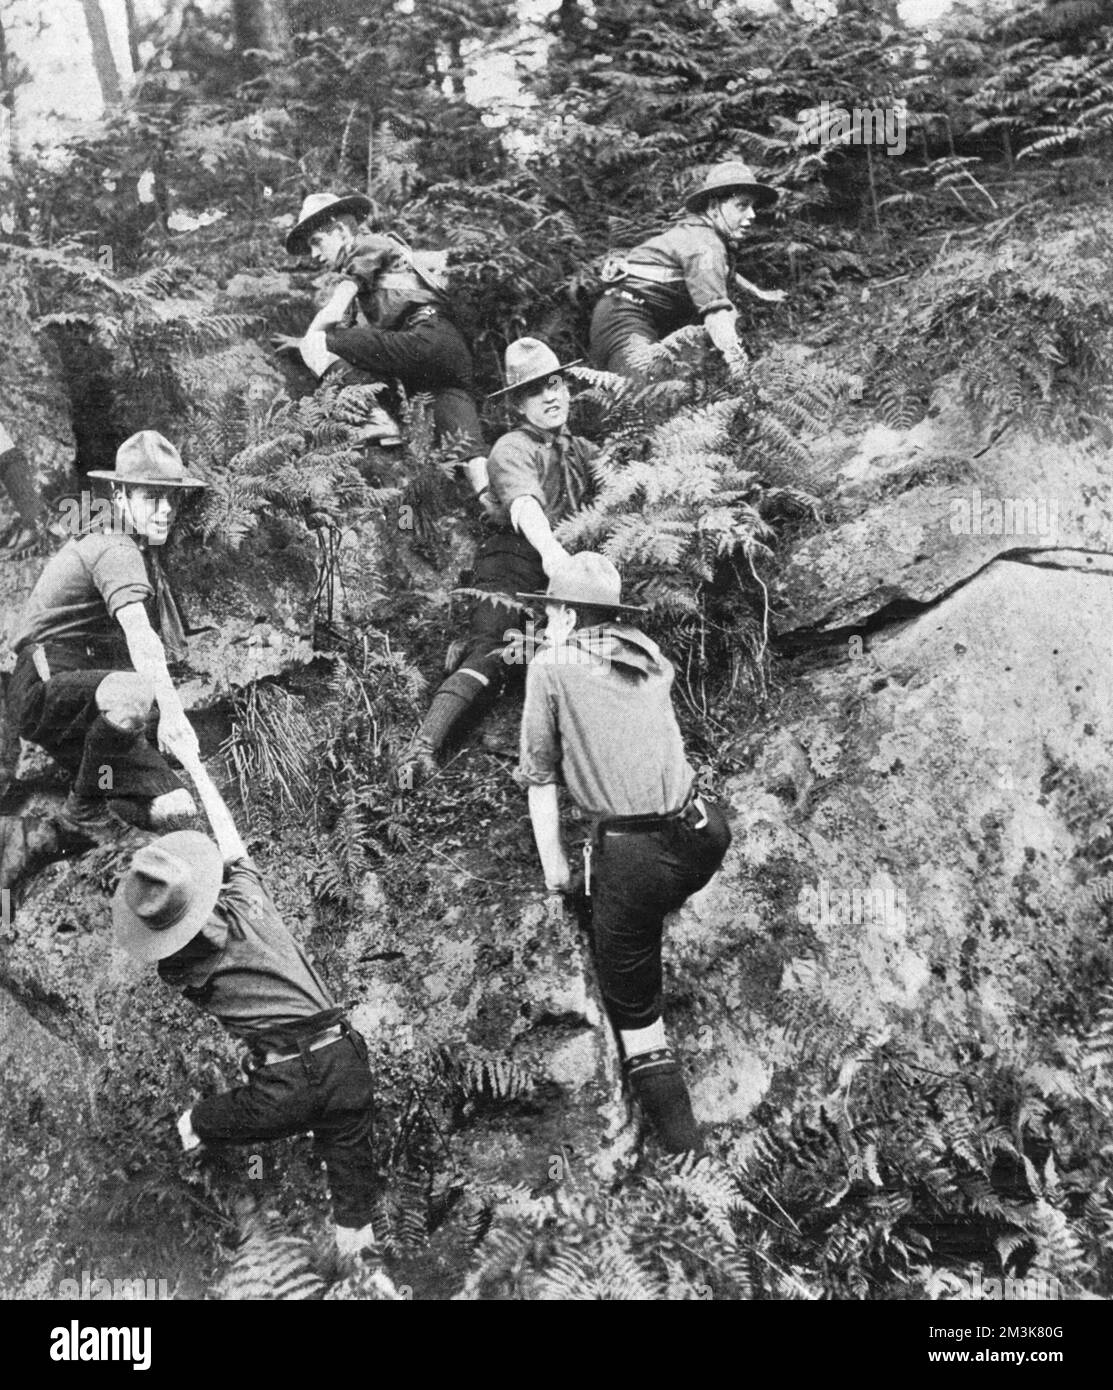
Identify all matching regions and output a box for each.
[122,621,186,720]
[510,497,567,572]
[309,281,360,332]
[528,783,569,889]
[182,759,248,864]
[703,307,744,359]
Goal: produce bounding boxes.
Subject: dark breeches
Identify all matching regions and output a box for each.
[589,802,731,1030]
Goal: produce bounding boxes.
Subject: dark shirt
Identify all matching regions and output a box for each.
[13,530,153,655]
[623,216,735,332]
[517,626,695,819]
[486,424,598,532]
[339,231,439,331]
[158,857,334,1041]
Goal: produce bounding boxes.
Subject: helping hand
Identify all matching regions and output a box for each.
[477,488,501,520]
[271,333,302,354]
[158,713,201,766]
[541,544,571,580]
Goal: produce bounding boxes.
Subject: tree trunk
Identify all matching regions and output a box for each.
[557,0,587,46]
[0,14,16,176]
[122,0,141,73]
[233,0,290,62]
[78,0,123,105]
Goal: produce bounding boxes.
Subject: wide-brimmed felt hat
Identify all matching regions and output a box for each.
[113,831,225,963]
[685,160,778,213]
[518,551,645,616]
[488,337,583,401]
[87,431,207,489]
[285,191,373,256]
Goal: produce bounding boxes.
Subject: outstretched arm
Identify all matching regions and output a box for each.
[174,747,248,866]
[510,496,570,577]
[307,280,360,332]
[116,602,199,763]
[702,307,746,365]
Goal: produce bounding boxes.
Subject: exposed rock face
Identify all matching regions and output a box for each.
[673,559,1113,1127]
[774,404,1113,635]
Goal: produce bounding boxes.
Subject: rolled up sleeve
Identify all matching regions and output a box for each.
[87,536,154,617]
[488,432,546,511]
[673,228,732,317]
[516,661,562,788]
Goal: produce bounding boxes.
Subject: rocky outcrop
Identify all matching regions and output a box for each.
[674,558,1113,1127]
[774,403,1113,636]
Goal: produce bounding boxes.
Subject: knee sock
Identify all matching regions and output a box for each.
[419,669,497,752]
[73,714,142,798]
[623,1023,703,1155]
[0,446,41,525]
[619,1018,669,1059]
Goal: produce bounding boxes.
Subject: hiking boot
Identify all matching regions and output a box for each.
[54,792,132,846]
[0,814,62,893]
[395,733,438,790]
[353,408,402,449]
[625,1048,705,1156]
[0,519,44,560]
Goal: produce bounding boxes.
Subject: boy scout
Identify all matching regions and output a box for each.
[589,160,781,379]
[401,338,597,783]
[516,553,731,1153]
[281,191,488,494]
[113,748,379,1256]
[7,431,202,840]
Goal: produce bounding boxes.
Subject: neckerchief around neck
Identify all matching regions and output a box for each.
[517,424,589,515]
[146,548,189,666]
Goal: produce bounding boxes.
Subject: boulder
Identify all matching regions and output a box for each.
[673,558,1113,1124]
[774,394,1113,635]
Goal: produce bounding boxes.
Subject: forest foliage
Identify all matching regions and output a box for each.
[2,0,1113,1302]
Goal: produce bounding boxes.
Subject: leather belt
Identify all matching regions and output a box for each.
[595,792,710,839]
[604,287,653,308]
[255,1023,345,1069]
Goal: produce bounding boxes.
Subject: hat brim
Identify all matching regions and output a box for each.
[686,181,779,213]
[285,194,373,256]
[488,359,584,401]
[517,588,646,616]
[113,831,225,963]
[86,471,207,489]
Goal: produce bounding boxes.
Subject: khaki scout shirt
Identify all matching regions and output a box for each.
[158,857,334,1042]
[485,424,598,532]
[13,531,153,654]
[517,626,696,820]
[339,232,440,331]
[623,216,736,333]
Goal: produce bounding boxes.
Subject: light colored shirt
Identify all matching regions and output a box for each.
[486,424,598,532]
[517,626,695,819]
[14,531,152,654]
[623,216,735,329]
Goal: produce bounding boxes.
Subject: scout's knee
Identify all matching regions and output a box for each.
[148,788,197,829]
[95,673,154,732]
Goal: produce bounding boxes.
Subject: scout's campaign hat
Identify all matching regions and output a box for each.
[87,431,207,489]
[285,191,373,256]
[518,551,646,616]
[113,831,225,963]
[488,337,583,401]
[685,160,778,213]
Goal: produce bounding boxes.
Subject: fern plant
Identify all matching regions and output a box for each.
[557,334,830,715]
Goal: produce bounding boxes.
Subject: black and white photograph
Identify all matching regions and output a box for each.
[0,0,1108,1339]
